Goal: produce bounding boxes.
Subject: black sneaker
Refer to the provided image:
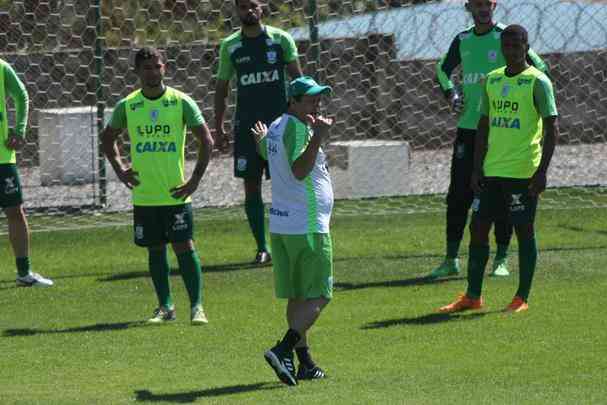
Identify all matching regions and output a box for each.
[147,306,176,324]
[264,344,297,386]
[296,364,327,380]
[254,251,272,265]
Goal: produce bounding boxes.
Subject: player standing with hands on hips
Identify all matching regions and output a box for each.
[101,48,214,325]
[252,77,334,386]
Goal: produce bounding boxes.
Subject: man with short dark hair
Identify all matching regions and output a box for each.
[214,0,302,265]
[439,24,558,313]
[431,0,549,279]
[101,47,214,324]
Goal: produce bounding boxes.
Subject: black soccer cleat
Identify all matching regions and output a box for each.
[254,251,272,266]
[264,344,297,386]
[296,364,327,380]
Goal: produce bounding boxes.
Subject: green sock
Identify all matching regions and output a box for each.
[495,243,509,261]
[516,238,538,301]
[16,257,30,277]
[466,245,490,298]
[148,248,173,309]
[177,250,202,308]
[245,194,268,252]
[446,240,461,259]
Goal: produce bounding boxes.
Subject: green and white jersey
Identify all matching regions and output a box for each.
[0,59,29,164]
[109,87,205,206]
[437,23,547,130]
[258,114,333,234]
[217,25,298,127]
[481,66,557,179]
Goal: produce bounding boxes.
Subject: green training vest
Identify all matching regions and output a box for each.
[484,66,544,179]
[125,87,188,206]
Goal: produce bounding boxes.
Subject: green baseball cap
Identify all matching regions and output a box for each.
[289,76,332,98]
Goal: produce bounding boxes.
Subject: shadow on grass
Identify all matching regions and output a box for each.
[335,275,464,291]
[134,382,282,402]
[97,262,268,282]
[362,311,498,329]
[3,321,146,337]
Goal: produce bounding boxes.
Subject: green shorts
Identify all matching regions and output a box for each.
[0,164,23,208]
[473,177,538,225]
[133,203,194,247]
[270,232,333,300]
[233,124,269,179]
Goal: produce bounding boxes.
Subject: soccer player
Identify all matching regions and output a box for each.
[0,58,53,287]
[251,76,333,386]
[438,24,558,313]
[432,0,549,278]
[101,48,214,324]
[214,0,302,265]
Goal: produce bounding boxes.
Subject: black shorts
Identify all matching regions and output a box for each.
[133,203,194,247]
[0,164,23,208]
[233,122,270,180]
[472,177,538,225]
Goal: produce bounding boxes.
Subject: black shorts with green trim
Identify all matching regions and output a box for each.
[133,203,194,247]
[472,177,538,225]
[233,122,270,180]
[0,164,23,208]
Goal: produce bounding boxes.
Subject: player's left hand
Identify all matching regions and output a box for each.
[170,178,201,201]
[5,133,25,150]
[529,170,547,197]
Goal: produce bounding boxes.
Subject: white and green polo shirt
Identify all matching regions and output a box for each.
[258,113,333,234]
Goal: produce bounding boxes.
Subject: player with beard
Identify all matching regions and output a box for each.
[102,48,214,325]
[430,0,549,279]
[214,0,302,265]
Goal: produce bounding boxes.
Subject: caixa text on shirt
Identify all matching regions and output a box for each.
[269,208,289,217]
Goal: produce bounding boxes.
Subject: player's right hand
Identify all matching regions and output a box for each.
[250,121,268,143]
[213,125,230,153]
[118,167,140,189]
[470,170,483,194]
[5,133,25,150]
[450,92,464,114]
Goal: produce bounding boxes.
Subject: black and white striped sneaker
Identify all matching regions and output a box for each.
[147,306,176,324]
[296,364,327,380]
[264,344,297,386]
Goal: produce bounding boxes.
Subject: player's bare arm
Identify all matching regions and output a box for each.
[529,116,558,197]
[100,126,140,189]
[213,79,231,151]
[292,115,333,180]
[171,123,214,200]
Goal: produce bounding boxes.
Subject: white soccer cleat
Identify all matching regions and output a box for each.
[191,305,208,325]
[16,272,54,287]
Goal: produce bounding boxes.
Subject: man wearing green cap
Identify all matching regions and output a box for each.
[214,0,302,265]
[252,76,333,386]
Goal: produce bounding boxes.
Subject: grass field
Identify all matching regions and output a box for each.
[1,202,606,404]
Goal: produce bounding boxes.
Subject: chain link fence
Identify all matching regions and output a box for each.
[0,0,606,230]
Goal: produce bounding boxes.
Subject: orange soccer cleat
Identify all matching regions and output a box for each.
[438,294,483,313]
[504,296,529,313]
